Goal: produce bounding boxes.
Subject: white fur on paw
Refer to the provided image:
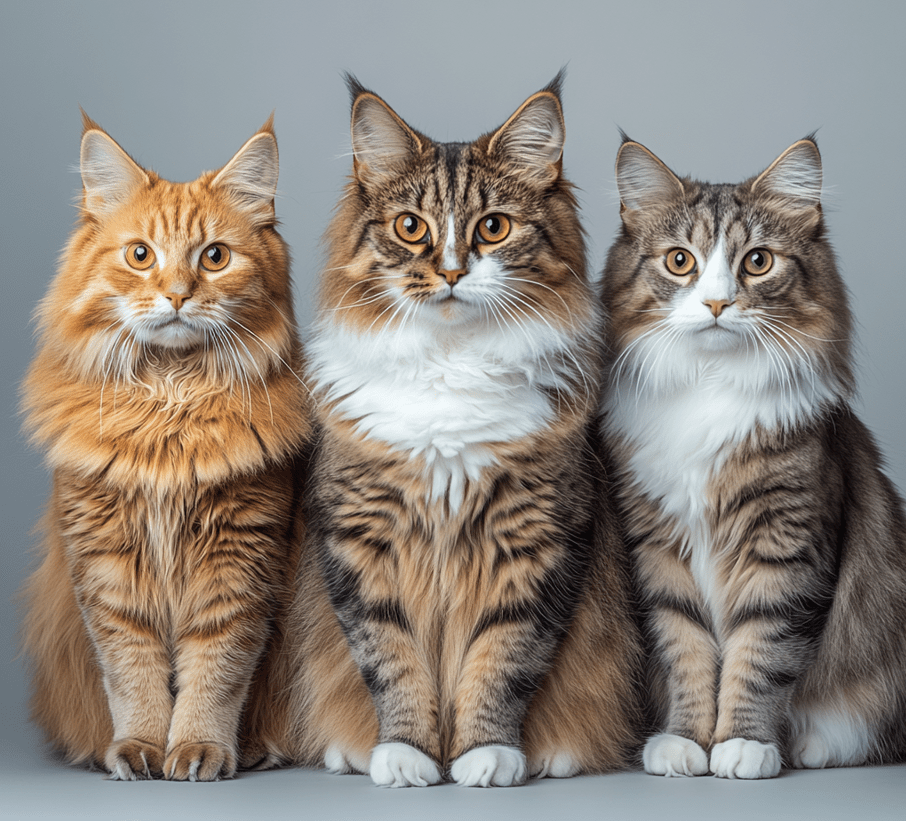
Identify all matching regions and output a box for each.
[325,743,370,775]
[710,738,781,779]
[791,732,830,769]
[529,751,581,779]
[369,743,442,788]
[643,734,709,777]
[451,745,527,787]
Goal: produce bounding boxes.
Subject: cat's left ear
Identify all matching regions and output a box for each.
[752,138,822,210]
[212,115,279,222]
[487,75,566,184]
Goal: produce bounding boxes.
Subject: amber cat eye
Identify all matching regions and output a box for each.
[476,214,511,244]
[125,242,156,271]
[201,243,231,272]
[742,248,774,276]
[394,214,429,244]
[665,248,696,276]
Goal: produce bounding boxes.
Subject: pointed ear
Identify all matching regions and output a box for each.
[752,138,822,208]
[348,77,421,181]
[211,117,279,220]
[79,112,149,216]
[615,139,684,213]
[488,81,565,184]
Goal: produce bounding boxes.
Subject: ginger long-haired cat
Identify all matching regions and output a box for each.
[279,74,643,787]
[21,114,310,780]
[601,137,906,779]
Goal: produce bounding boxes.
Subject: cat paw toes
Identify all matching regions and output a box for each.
[164,742,237,781]
[369,743,442,787]
[450,745,527,787]
[105,738,165,780]
[643,734,709,777]
[529,751,581,779]
[790,733,830,769]
[325,743,370,775]
[710,738,781,779]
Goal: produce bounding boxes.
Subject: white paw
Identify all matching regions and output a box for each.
[643,734,709,777]
[710,738,781,779]
[529,751,581,779]
[790,732,830,769]
[450,745,527,787]
[324,743,370,775]
[369,743,442,788]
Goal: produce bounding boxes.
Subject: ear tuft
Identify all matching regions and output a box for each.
[347,76,421,179]
[211,122,279,218]
[79,115,149,216]
[752,138,822,208]
[488,80,566,183]
[614,140,684,211]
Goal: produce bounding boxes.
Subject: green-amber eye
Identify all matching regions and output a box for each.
[394,213,429,244]
[743,248,773,276]
[665,248,695,276]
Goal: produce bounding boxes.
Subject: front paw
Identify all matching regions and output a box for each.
[369,742,442,787]
[106,738,165,780]
[710,738,781,779]
[450,745,527,787]
[164,741,237,781]
[325,743,370,775]
[643,734,709,777]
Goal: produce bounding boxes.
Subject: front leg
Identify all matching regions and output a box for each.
[62,483,172,780]
[710,499,836,779]
[321,530,442,787]
[165,487,287,781]
[635,541,718,777]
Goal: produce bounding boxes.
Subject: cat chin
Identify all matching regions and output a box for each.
[135,324,205,349]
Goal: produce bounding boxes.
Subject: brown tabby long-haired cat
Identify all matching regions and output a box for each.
[21,114,310,780]
[601,136,906,778]
[279,75,642,787]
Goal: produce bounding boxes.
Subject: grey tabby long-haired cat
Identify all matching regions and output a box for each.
[601,136,906,778]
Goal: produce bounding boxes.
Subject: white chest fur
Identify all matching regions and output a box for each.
[605,343,840,627]
[308,318,569,507]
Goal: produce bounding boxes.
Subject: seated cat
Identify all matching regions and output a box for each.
[281,74,643,787]
[21,114,309,780]
[601,136,906,778]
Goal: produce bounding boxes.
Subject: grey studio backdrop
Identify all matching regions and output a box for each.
[1,2,904,820]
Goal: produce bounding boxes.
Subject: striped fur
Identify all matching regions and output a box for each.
[20,115,310,780]
[282,75,643,786]
[601,138,906,778]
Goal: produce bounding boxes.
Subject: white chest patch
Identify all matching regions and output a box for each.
[605,335,841,626]
[309,317,570,509]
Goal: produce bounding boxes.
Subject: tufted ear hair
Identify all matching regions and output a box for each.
[488,71,566,184]
[347,74,421,181]
[211,114,279,222]
[752,137,822,209]
[614,137,684,214]
[79,109,149,216]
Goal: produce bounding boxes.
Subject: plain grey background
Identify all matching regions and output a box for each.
[2,1,904,819]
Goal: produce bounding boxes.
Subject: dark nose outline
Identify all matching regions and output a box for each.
[703,298,733,318]
[438,268,467,286]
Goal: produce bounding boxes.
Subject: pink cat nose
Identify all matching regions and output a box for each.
[438,268,467,286]
[704,299,733,317]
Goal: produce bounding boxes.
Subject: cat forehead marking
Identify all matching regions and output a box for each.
[442,214,457,269]
[693,235,735,302]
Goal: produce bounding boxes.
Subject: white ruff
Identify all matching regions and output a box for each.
[605,326,842,628]
[309,313,577,511]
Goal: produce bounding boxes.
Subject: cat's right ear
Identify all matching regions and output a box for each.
[615,139,684,222]
[80,111,149,216]
[347,75,421,181]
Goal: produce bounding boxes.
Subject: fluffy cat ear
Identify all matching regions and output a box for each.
[211,115,279,221]
[752,138,822,208]
[614,139,684,214]
[488,74,566,184]
[347,74,422,180]
[80,110,149,216]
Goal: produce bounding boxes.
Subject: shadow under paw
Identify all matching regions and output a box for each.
[106,738,165,781]
[164,742,237,781]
